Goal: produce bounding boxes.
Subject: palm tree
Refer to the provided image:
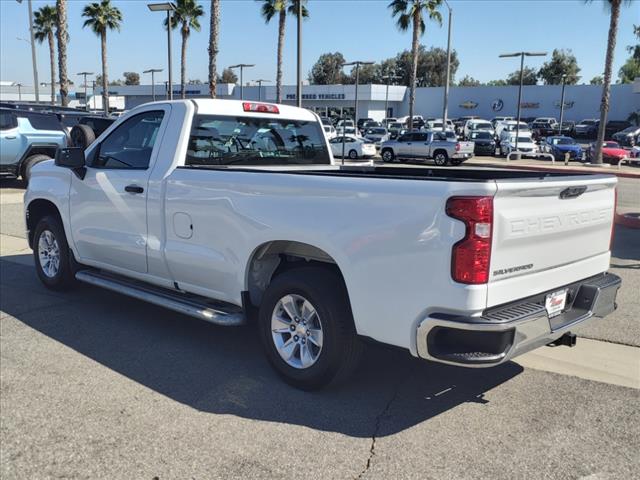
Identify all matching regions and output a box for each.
[208,0,220,98]
[587,0,631,164]
[55,0,69,106]
[389,0,442,131]
[259,0,309,104]
[82,0,123,113]
[166,0,204,99]
[33,5,58,105]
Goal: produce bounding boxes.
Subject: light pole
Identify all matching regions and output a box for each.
[77,72,94,111]
[147,3,176,100]
[296,0,302,108]
[16,83,23,101]
[382,74,400,121]
[558,74,567,135]
[164,81,169,99]
[442,0,452,133]
[499,51,547,153]
[229,64,255,100]
[16,0,39,102]
[342,60,374,128]
[143,68,163,102]
[253,79,270,101]
[92,80,96,110]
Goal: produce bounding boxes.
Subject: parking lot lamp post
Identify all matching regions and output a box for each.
[16,0,40,102]
[296,0,302,108]
[16,83,23,101]
[92,80,96,110]
[143,68,163,102]
[343,60,374,127]
[229,64,255,100]
[558,74,567,135]
[499,51,546,153]
[442,0,452,133]
[253,79,270,101]
[382,74,400,121]
[77,72,94,111]
[147,3,176,100]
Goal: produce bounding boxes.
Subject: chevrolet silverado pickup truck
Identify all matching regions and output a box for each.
[380,130,474,166]
[25,99,621,390]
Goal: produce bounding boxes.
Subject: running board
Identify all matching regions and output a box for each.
[75,270,245,326]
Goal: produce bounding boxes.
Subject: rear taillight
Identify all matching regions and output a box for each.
[446,196,494,284]
[242,102,280,114]
[610,187,617,250]
[455,142,461,152]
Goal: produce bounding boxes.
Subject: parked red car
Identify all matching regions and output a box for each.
[586,141,629,165]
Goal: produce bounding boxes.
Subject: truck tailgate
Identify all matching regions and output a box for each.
[457,141,475,155]
[487,175,616,307]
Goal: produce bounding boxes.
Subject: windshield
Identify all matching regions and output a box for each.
[553,137,576,145]
[470,131,492,140]
[368,128,387,135]
[621,126,638,133]
[604,142,619,148]
[513,137,532,143]
[473,123,492,130]
[389,123,403,129]
[186,114,331,166]
[581,120,596,125]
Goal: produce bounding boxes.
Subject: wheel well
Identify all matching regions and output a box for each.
[26,199,62,248]
[245,241,346,307]
[20,146,58,176]
[433,149,448,158]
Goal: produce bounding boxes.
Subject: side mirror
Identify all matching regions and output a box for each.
[54,147,86,179]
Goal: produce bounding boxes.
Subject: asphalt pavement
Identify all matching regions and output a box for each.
[1,175,639,479]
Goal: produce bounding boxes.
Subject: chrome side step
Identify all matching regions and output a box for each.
[75,270,245,327]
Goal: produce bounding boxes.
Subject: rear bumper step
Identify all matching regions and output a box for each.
[75,270,245,327]
[416,273,621,367]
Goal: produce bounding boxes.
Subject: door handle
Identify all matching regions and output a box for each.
[5,136,16,140]
[125,185,144,194]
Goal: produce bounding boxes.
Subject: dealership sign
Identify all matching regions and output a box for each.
[491,99,504,112]
[520,102,540,109]
[285,93,346,100]
[554,100,575,109]
[459,101,478,109]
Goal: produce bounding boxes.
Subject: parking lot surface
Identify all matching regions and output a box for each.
[1,173,639,479]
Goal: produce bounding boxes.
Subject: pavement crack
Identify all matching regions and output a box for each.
[356,384,400,479]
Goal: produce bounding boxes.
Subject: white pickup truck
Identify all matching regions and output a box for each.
[25,99,621,390]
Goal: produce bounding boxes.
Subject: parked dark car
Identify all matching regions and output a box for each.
[557,121,575,136]
[574,119,599,138]
[605,120,631,140]
[468,130,496,156]
[357,117,374,131]
[611,125,640,147]
[531,118,558,138]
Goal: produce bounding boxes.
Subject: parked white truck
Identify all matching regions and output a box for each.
[25,99,621,390]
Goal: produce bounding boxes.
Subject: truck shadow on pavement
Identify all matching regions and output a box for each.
[1,256,523,438]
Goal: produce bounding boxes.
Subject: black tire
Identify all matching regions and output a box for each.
[381,149,395,163]
[258,266,363,390]
[33,215,77,291]
[433,150,449,166]
[70,124,95,150]
[348,149,358,160]
[22,154,51,184]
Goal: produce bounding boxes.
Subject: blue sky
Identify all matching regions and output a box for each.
[1,0,638,87]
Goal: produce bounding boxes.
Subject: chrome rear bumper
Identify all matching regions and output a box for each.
[416,273,621,368]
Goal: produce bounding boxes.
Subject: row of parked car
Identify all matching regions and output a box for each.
[0,102,116,183]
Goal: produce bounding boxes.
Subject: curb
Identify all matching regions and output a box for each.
[469,161,640,179]
[615,212,640,229]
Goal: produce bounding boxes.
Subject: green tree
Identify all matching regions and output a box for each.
[344,63,381,84]
[486,79,508,86]
[208,0,220,98]
[538,49,581,84]
[585,0,633,164]
[590,75,604,85]
[218,68,238,84]
[308,52,347,85]
[627,24,639,61]
[33,5,58,105]
[82,0,123,113]
[259,0,309,103]
[55,0,69,106]
[506,67,538,85]
[389,0,442,130]
[392,46,459,87]
[618,56,640,83]
[123,72,140,86]
[458,75,480,87]
[165,0,204,99]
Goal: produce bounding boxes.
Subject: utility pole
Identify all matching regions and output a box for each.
[16,1,40,102]
[229,64,255,100]
[147,3,176,100]
[382,74,400,122]
[499,51,547,153]
[296,0,302,107]
[343,60,374,127]
[16,83,23,101]
[77,72,94,111]
[442,0,452,133]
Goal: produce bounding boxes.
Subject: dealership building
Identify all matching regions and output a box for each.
[2,79,638,123]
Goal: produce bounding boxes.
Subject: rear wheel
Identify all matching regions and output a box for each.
[348,149,358,160]
[433,150,449,166]
[33,215,77,290]
[381,149,395,163]
[22,154,51,184]
[258,266,363,390]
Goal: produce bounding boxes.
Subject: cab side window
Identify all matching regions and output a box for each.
[90,111,164,169]
[0,111,17,130]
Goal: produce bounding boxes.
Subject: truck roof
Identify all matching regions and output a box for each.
[191,98,317,122]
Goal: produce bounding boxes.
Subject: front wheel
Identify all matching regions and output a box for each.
[33,215,77,290]
[258,267,363,390]
[348,149,358,160]
[433,151,449,166]
[381,149,395,163]
[22,154,51,184]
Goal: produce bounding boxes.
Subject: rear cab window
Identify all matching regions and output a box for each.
[0,110,17,130]
[186,114,331,166]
